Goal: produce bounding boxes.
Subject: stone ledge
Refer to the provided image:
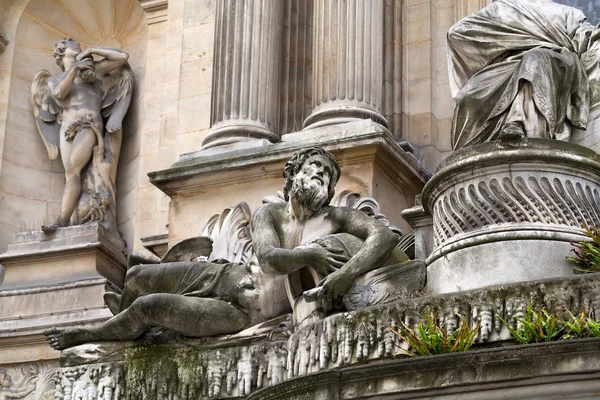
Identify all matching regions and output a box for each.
[149,120,431,197]
[0,223,127,290]
[54,272,600,399]
[250,339,600,399]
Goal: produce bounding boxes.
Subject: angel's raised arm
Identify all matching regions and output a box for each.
[76,47,129,77]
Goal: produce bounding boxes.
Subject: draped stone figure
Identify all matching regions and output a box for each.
[44,148,416,350]
[447,0,600,150]
[30,38,133,237]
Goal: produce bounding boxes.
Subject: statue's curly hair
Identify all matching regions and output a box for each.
[283,147,341,205]
[53,38,81,71]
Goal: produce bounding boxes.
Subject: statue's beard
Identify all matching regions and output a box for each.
[290,177,329,213]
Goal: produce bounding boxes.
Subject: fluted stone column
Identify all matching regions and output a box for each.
[202,0,284,149]
[304,0,387,129]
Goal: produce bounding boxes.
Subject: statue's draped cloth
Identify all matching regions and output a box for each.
[447,0,600,150]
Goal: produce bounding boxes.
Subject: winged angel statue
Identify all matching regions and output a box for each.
[30,38,133,237]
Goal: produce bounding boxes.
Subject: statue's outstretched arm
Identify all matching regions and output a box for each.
[77,47,129,77]
[332,207,399,279]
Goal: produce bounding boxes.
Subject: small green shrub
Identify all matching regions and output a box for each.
[500,304,600,344]
[562,306,600,340]
[388,307,480,357]
[498,304,563,344]
[569,224,600,273]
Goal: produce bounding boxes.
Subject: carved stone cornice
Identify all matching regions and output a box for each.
[138,0,168,24]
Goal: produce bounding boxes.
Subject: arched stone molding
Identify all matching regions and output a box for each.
[0,0,148,252]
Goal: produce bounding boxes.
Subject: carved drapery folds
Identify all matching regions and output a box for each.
[304,0,387,129]
[202,0,284,149]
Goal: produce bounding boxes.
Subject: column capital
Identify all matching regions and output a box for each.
[139,0,168,24]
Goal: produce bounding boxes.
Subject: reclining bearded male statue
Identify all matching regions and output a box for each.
[45,147,414,350]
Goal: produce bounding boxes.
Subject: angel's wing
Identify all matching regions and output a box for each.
[30,70,61,160]
[101,63,134,133]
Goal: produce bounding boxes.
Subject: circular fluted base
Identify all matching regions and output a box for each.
[422,139,600,294]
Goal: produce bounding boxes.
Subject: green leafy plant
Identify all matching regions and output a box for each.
[562,306,600,340]
[498,304,564,344]
[388,307,480,357]
[569,224,600,273]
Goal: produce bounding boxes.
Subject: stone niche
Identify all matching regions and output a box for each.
[0,0,147,379]
[422,139,600,294]
[0,0,147,255]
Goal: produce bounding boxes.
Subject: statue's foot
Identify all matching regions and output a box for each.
[41,222,63,233]
[499,122,525,142]
[44,327,89,350]
[103,292,122,316]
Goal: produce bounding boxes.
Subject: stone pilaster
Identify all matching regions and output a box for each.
[304,0,387,129]
[202,0,284,149]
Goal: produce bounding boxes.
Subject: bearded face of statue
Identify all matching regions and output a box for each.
[290,154,333,212]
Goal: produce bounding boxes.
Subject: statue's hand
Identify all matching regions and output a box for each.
[73,59,94,71]
[317,269,354,302]
[307,245,349,277]
[76,48,95,61]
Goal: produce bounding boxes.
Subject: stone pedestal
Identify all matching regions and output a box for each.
[304,0,386,129]
[150,120,430,247]
[0,224,126,290]
[422,139,600,295]
[0,224,126,364]
[201,0,284,149]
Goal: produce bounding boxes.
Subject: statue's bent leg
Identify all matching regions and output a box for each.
[45,293,250,350]
[59,128,96,226]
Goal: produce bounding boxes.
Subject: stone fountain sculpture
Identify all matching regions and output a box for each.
[45,147,422,350]
[414,0,600,294]
[30,38,133,238]
[447,0,600,150]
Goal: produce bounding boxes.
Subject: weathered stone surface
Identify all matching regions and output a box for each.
[251,339,600,399]
[55,272,600,399]
[0,361,58,399]
[448,0,600,150]
[0,223,126,290]
[422,139,600,294]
